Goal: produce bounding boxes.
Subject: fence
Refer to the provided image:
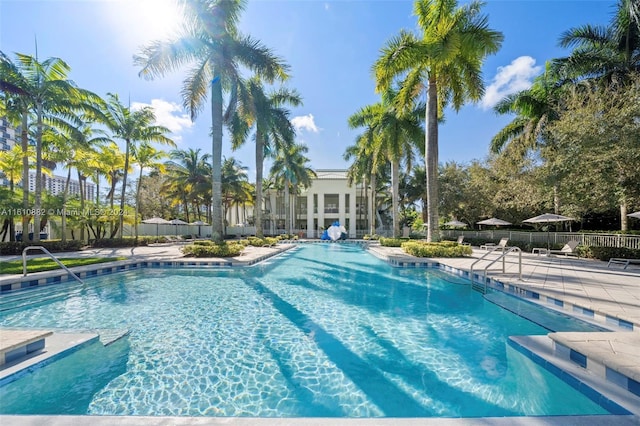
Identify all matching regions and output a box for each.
[441,230,640,250]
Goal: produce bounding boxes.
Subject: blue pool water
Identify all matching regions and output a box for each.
[0,244,619,417]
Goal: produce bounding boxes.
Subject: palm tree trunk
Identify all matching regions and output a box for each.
[21,111,29,240]
[425,76,439,242]
[255,133,264,238]
[118,139,131,239]
[370,172,377,235]
[620,198,628,231]
[210,78,224,242]
[33,102,44,243]
[391,160,400,237]
[78,171,86,242]
[284,177,291,235]
[61,167,72,243]
[134,166,144,240]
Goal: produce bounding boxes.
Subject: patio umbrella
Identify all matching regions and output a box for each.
[190,220,208,236]
[476,218,512,226]
[169,218,189,236]
[443,220,468,228]
[142,217,170,237]
[628,211,640,219]
[523,213,574,250]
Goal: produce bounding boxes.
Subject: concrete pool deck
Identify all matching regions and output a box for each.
[1,241,639,424]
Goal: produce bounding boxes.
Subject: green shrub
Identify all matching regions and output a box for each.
[247,236,278,247]
[379,237,409,247]
[90,237,152,248]
[580,246,640,261]
[181,242,244,257]
[363,234,380,240]
[0,240,84,255]
[401,241,473,258]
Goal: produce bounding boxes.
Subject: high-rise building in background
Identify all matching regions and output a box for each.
[0,117,95,200]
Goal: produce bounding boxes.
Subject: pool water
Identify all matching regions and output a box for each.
[0,244,619,417]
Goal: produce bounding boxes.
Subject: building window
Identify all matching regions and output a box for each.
[324,194,339,214]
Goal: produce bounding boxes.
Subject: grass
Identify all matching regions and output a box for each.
[0,257,126,275]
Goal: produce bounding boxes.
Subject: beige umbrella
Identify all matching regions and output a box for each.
[142,217,170,237]
[477,218,512,226]
[628,211,640,219]
[523,213,574,250]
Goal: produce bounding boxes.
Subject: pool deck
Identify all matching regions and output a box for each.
[1,241,640,424]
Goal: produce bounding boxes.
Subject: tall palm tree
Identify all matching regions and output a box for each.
[96,142,128,238]
[0,51,103,241]
[133,143,167,240]
[373,0,503,241]
[229,78,302,237]
[269,143,315,234]
[348,91,424,237]
[134,0,289,242]
[101,93,174,238]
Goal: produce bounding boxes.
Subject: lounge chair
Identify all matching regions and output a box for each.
[549,240,580,257]
[607,258,640,269]
[456,235,471,246]
[480,237,508,251]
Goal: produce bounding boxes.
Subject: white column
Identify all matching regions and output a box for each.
[349,188,357,238]
[306,192,314,238]
[339,193,346,226]
[318,192,325,236]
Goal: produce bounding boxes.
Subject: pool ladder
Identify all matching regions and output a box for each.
[22,246,85,284]
[469,246,521,294]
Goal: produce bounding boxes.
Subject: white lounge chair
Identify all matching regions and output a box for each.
[607,258,640,269]
[480,237,508,251]
[456,235,471,246]
[549,240,580,257]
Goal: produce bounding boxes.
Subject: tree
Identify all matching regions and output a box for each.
[229,78,302,237]
[373,0,503,241]
[165,148,212,223]
[348,90,424,237]
[135,0,289,242]
[0,145,32,241]
[270,143,315,234]
[221,156,249,229]
[101,93,174,238]
[132,143,167,239]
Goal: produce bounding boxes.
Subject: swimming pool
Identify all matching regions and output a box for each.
[0,244,624,417]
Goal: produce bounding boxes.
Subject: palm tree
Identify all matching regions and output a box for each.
[228,78,302,237]
[555,0,640,86]
[269,143,315,235]
[101,93,174,238]
[133,143,167,240]
[0,145,32,241]
[0,51,104,242]
[554,0,640,227]
[348,91,424,237]
[96,142,128,238]
[221,156,249,229]
[373,0,503,241]
[165,148,212,223]
[134,0,289,242]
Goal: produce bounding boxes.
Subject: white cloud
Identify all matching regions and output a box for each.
[131,99,193,142]
[291,114,320,133]
[481,56,542,110]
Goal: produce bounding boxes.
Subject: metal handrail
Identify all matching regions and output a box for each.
[470,246,522,293]
[22,246,84,284]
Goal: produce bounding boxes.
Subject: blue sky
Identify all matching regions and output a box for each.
[1,0,615,179]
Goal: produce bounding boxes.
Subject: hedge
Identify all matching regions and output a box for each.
[0,240,84,255]
[379,237,409,247]
[580,246,640,261]
[181,242,244,257]
[89,237,157,248]
[401,241,473,258]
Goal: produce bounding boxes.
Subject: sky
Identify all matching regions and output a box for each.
[0,0,616,181]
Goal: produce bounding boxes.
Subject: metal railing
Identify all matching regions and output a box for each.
[22,246,84,284]
[442,230,640,250]
[470,246,522,293]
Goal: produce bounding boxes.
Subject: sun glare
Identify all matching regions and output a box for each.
[134,0,184,39]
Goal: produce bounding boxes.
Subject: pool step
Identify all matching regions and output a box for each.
[0,330,53,366]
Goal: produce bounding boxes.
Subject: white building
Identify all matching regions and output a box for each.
[27,173,96,201]
[0,117,18,187]
[261,169,375,238]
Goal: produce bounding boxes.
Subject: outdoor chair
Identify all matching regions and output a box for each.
[549,240,580,257]
[480,237,509,251]
[607,258,640,270]
[456,235,471,246]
